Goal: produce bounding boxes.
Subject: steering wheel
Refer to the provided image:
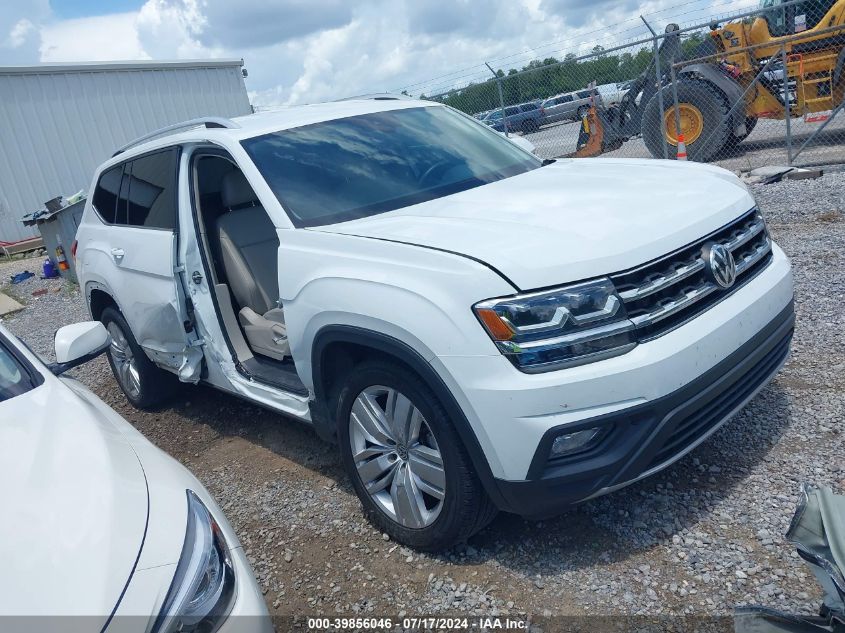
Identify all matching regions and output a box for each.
[419,160,452,187]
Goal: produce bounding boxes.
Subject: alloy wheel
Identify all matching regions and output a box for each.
[107,322,141,399]
[349,386,445,528]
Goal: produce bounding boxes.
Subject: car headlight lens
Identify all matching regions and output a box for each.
[474,278,636,372]
[152,491,236,633]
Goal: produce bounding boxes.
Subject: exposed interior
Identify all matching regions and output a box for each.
[192,151,306,395]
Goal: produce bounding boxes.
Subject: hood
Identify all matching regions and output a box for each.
[0,376,148,623]
[315,158,754,290]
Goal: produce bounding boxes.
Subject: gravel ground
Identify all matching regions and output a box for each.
[1,171,843,623]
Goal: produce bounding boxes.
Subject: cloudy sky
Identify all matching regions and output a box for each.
[2,0,758,106]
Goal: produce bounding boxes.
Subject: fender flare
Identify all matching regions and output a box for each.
[679,63,747,134]
[84,280,122,319]
[309,324,509,509]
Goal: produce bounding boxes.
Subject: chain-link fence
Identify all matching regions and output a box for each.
[414,0,845,172]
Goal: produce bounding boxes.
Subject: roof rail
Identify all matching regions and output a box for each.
[112,117,241,157]
[335,93,412,102]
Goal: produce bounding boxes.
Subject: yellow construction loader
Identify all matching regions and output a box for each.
[576,0,845,161]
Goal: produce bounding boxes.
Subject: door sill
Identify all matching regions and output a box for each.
[240,356,309,396]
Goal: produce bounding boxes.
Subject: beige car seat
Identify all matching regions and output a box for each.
[215,170,289,361]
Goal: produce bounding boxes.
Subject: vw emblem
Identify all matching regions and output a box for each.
[704,243,737,289]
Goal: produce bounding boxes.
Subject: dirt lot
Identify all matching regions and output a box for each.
[1,172,844,623]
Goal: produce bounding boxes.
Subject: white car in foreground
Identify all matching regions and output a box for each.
[0,322,271,632]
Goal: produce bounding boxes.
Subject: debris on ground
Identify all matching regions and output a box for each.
[9,271,35,285]
[0,292,24,316]
[740,165,825,185]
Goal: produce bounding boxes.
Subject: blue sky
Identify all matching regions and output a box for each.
[51,0,144,19]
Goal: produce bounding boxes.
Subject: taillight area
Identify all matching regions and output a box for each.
[71,240,78,260]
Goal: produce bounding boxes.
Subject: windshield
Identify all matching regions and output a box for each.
[241,105,541,227]
[759,0,788,35]
[0,337,37,402]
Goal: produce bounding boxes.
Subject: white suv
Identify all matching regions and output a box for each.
[75,98,794,550]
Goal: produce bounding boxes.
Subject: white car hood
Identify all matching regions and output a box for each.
[315,158,753,290]
[0,377,147,623]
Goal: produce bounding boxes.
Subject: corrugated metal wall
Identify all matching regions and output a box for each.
[0,60,252,242]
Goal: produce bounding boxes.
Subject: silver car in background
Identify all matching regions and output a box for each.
[541,89,602,124]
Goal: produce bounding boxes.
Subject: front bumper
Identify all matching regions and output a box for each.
[491,298,793,518]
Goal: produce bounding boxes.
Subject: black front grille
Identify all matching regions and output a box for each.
[611,209,773,342]
[646,329,791,470]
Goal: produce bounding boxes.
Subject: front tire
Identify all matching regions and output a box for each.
[100,306,180,409]
[642,78,731,162]
[336,360,497,551]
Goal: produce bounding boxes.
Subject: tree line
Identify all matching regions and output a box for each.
[420,33,707,116]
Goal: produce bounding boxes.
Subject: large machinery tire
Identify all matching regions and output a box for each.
[729,116,758,144]
[642,79,732,162]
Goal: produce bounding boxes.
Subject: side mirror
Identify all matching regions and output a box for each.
[49,322,111,376]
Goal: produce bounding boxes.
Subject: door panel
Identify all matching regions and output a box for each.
[82,149,201,382]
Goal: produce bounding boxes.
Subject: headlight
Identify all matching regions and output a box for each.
[473,278,636,372]
[152,491,236,633]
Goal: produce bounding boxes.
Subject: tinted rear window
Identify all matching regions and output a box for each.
[242,106,540,228]
[124,150,179,229]
[92,165,122,224]
[92,149,178,229]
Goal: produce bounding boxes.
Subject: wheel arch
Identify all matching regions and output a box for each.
[86,282,120,321]
[309,325,508,509]
[677,64,747,135]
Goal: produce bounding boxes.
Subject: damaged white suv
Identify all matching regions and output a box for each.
[75,98,794,550]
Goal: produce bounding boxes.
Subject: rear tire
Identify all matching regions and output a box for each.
[521,119,539,134]
[642,78,731,162]
[100,306,180,410]
[336,360,497,551]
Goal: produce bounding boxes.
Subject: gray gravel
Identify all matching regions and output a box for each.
[1,170,843,620]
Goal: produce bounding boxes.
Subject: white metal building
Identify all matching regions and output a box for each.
[0,59,252,243]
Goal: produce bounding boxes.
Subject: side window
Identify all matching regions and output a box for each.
[124,149,179,230]
[559,95,574,104]
[577,91,593,99]
[521,103,538,111]
[505,106,520,116]
[92,165,123,224]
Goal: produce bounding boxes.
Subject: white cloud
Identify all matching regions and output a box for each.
[40,13,147,61]
[136,0,216,59]
[2,0,759,106]
[0,1,49,64]
[8,18,36,48]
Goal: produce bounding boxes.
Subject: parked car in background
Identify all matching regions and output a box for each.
[541,89,602,124]
[0,322,271,631]
[595,82,629,107]
[76,98,793,551]
[483,101,544,133]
